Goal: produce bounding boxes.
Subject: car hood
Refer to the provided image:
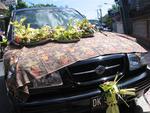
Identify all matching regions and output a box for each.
[3,32,147,95]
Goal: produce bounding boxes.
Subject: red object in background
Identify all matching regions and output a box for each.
[15,36,21,43]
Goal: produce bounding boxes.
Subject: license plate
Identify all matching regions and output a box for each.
[91,96,102,109]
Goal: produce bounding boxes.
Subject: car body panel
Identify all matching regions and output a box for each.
[10,69,150,113]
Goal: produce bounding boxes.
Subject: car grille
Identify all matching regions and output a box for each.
[28,54,127,101]
[67,54,126,86]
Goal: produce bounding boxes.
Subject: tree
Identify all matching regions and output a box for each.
[102,14,113,28]
[16,0,28,9]
[111,4,119,12]
[30,4,57,8]
[102,4,119,28]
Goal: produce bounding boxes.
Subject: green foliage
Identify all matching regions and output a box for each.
[77,19,95,37]
[0,36,8,46]
[111,4,119,12]
[10,17,53,43]
[29,4,57,8]
[52,19,95,41]
[16,0,28,9]
[10,18,95,44]
[53,23,81,41]
[102,14,112,27]
[102,4,119,28]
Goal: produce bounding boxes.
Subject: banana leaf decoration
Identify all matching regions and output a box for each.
[0,35,8,46]
[99,74,136,113]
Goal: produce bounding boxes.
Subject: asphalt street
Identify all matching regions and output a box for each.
[0,53,150,113]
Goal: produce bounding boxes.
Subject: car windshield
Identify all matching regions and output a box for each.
[15,8,84,28]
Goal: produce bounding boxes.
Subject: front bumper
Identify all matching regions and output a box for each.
[10,68,150,113]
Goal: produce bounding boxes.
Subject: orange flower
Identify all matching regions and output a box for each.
[15,36,20,43]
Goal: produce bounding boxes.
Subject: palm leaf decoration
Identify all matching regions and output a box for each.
[0,35,8,46]
[99,74,136,113]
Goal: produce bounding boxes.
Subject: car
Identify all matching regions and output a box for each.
[4,7,150,113]
[89,20,101,29]
[103,26,111,32]
[88,19,104,31]
[89,20,112,32]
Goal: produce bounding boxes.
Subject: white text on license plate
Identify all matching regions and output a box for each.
[92,97,101,108]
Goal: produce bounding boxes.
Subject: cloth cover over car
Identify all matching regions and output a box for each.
[3,32,147,100]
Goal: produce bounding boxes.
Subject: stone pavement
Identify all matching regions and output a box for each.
[144,88,150,109]
[136,94,150,113]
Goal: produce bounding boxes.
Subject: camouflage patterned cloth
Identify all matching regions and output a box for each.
[3,32,147,100]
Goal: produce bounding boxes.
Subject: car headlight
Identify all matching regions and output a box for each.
[31,71,63,89]
[127,53,147,71]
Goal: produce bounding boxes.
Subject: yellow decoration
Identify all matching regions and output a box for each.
[99,74,136,113]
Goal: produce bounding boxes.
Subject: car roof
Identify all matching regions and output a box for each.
[13,7,76,13]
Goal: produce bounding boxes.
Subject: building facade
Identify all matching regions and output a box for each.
[117,0,150,47]
[1,0,17,6]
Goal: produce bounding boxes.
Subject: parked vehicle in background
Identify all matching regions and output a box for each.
[89,19,112,32]
[103,26,111,32]
[88,19,103,31]
[4,7,150,113]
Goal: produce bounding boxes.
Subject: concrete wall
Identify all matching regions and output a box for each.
[113,21,124,34]
[132,20,147,38]
[132,18,150,47]
[116,21,124,34]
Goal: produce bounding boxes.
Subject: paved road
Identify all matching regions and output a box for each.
[0,52,150,113]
